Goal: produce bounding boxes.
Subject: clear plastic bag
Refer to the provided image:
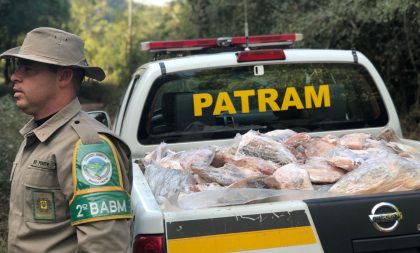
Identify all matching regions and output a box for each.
[160,147,215,171]
[176,188,341,210]
[144,162,195,201]
[236,130,296,165]
[329,154,420,194]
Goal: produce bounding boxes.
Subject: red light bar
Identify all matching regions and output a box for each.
[232,33,303,47]
[141,38,218,52]
[141,33,303,52]
[236,49,286,62]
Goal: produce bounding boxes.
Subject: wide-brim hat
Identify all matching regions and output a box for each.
[0,27,105,81]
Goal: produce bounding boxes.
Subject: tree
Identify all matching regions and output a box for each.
[0,0,70,85]
[273,0,420,115]
[67,0,128,85]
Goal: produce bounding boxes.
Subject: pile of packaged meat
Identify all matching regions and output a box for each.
[140,127,420,209]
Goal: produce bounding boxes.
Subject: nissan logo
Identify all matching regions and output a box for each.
[369,202,403,232]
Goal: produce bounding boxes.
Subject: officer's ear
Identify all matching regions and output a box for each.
[57,67,74,88]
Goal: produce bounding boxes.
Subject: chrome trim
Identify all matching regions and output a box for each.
[369,202,403,232]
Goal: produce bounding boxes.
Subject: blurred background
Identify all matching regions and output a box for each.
[0,0,419,250]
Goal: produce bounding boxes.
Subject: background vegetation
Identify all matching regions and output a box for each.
[0,0,419,251]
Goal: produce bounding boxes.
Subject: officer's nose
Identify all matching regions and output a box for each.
[11,69,22,84]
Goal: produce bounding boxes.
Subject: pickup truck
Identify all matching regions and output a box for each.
[109,34,420,253]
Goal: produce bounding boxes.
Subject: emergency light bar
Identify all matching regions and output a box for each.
[141,33,303,52]
[232,34,303,47]
[141,38,217,52]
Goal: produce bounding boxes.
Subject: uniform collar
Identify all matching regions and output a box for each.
[20,98,82,142]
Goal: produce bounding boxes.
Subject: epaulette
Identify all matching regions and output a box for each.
[71,117,101,145]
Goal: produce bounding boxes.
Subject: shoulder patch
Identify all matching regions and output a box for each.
[70,134,132,225]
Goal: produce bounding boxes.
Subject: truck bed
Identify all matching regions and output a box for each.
[131,157,420,253]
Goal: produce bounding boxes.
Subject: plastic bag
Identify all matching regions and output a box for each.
[160,147,215,171]
[142,142,174,165]
[236,130,296,165]
[264,129,297,142]
[326,147,364,171]
[176,188,341,210]
[329,154,420,194]
[144,162,195,200]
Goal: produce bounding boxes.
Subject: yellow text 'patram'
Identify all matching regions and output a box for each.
[193,85,331,116]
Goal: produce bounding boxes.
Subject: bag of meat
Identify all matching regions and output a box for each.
[326,148,364,172]
[159,147,215,171]
[144,162,196,201]
[329,154,420,194]
[191,163,262,186]
[142,142,174,165]
[303,156,346,184]
[236,130,296,165]
[212,148,281,175]
[264,129,297,142]
[265,163,314,190]
[340,133,371,150]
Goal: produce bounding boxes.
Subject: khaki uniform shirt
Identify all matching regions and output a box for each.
[8,98,133,253]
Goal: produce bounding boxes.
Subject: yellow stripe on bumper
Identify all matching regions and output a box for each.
[167,226,316,253]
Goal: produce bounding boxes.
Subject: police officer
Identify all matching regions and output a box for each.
[1,27,133,252]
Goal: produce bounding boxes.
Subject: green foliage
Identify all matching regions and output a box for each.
[186,0,279,37]
[0,83,9,97]
[125,1,198,81]
[79,82,123,117]
[66,0,128,85]
[0,0,69,38]
[0,95,29,250]
[280,0,420,117]
[0,0,70,83]
[0,95,28,190]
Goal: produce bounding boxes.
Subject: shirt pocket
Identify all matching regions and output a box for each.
[23,168,68,223]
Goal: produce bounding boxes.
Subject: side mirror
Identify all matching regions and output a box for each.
[87,110,111,128]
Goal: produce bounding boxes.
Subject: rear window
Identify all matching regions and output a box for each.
[138,63,388,144]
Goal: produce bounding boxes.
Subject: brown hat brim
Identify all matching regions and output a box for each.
[0,46,106,81]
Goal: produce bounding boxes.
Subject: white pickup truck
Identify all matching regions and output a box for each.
[108,34,420,253]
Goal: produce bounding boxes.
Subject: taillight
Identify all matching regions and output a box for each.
[236,49,286,62]
[133,234,164,253]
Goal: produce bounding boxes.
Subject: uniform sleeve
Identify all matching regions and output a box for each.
[76,219,131,253]
[112,137,133,193]
[70,134,133,251]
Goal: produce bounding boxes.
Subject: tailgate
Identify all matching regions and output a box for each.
[162,191,420,253]
[305,191,420,253]
[163,200,324,253]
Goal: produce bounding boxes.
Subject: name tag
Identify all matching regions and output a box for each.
[30,159,52,169]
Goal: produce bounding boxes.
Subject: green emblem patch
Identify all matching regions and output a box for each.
[33,191,55,221]
[70,135,132,225]
[81,152,113,185]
